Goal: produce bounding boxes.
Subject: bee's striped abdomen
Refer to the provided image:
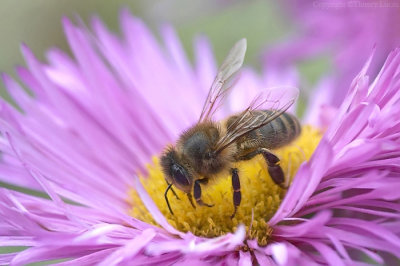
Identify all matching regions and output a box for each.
[256,110,301,150]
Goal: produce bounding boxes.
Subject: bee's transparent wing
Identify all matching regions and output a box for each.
[214,86,299,152]
[198,39,247,122]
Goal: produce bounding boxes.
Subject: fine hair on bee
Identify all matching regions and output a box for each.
[160,39,301,218]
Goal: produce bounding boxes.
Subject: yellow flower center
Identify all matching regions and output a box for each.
[128,125,321,245]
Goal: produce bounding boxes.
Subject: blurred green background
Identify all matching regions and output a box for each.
[0,0,290,73]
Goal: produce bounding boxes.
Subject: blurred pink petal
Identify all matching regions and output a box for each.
[267,0,400,107]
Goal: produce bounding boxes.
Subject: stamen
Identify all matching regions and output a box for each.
[128,125,322,245]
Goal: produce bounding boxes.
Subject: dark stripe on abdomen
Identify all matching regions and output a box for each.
[281,113,300,139]
[258,111,301,149]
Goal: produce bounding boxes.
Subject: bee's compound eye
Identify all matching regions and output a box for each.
[172,164,190,186]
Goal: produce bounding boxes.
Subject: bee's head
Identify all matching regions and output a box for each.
[160,147,193,193]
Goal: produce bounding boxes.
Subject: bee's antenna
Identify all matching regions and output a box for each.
[165,183,174,215]
[165,180,180,200]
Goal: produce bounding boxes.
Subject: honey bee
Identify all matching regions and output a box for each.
[160,39,301,218]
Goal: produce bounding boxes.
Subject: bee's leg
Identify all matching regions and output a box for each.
[186,193,196,209]
[239,148,286,188]
[193,180,214,207]
[165,180,180,200]
[231,168,241,219]
[259,149,286,188]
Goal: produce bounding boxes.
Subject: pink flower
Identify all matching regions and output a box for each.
[1,11,399,265]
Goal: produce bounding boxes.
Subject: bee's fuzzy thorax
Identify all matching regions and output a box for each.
[175,121,227,176]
